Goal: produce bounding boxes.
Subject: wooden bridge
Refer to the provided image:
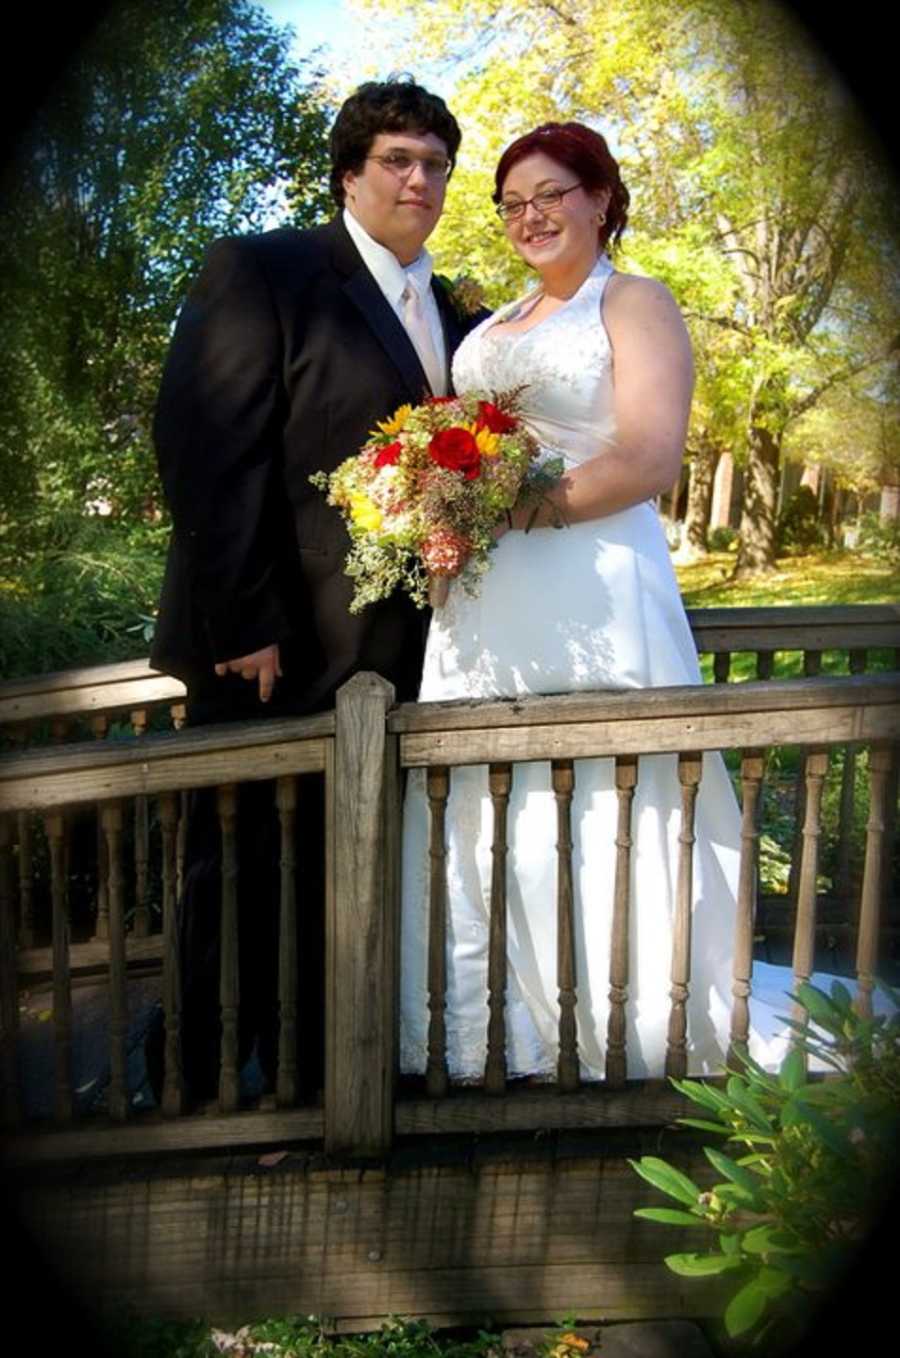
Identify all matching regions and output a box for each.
[0,605,897,1330]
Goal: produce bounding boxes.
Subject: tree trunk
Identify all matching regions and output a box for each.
[679,440,720,559]
[735,418,781,576]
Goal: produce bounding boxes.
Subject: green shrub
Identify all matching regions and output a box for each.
[630,980,900,1351]
[776,486,826,554]
[856,511,900,565]
[0,521,163,678]
[708,527,738,552]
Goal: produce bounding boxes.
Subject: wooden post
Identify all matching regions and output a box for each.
[788,652,823,911]
[666,753,702,1078]
[16,811,34,950]
[101,801,129,1122]
[0,815,22,1127]
[835,653,867,909]
[217,783,240,1114]
[425,766,449,1099]
[791,749,829,1039]
[855,745,893,1020]
[326,673,399,1157]
[131,709,151,938]
[729,751,764,1066]
[485,763,511,1096]
[158,791,184,1117]
[276,775,299,1108]
[170,704,188,901]
[606,754,637,1088]
[91,714,110,942]
[713,652,731,685]
[44,811,73,1124]
[553,760,579,1092]
[755,651,774,682]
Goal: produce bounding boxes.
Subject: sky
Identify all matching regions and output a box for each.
[255,0,457,100]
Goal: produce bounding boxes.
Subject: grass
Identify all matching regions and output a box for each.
[674,547,899,608]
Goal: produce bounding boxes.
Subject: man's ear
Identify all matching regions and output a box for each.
[342,168,357,206]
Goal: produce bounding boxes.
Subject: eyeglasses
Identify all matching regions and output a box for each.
[366,151,453,181]
[495,182,582,222]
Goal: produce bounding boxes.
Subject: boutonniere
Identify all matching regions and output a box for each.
[435,273,486,319]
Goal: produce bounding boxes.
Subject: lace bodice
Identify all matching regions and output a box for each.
[451,253,616,467]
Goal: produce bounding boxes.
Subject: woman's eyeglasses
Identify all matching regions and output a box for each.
[496,183,582,222]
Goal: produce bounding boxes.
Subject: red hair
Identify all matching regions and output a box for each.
[493,122,630,251]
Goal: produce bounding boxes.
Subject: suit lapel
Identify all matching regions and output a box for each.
[328,216,431,403]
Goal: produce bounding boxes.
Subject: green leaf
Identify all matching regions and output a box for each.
[778,1048,807,1092]
[719,1231,742,1256]
[724,1280,769,1337]
[678,1117,734,1135]
[793,983,844,1031]
[665,1252,744,1277]
[628,1158,702,1207]
[741,1226,801,1255]
[670,1078,733,1115]
[704,1147,763,1197]
[830,980,853,1012]
[725,1078,775,1133]
[634,1208,708,1227]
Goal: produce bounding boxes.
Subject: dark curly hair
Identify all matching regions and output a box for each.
[493,122,630,251]
[329,76,462,206]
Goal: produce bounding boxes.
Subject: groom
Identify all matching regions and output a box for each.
[148,77,483,1103]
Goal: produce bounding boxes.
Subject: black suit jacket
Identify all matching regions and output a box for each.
[151,216,484,714]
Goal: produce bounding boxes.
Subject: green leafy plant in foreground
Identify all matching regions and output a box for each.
[630,980,900,1350]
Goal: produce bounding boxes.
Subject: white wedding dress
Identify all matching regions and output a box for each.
[398,255,852,1082]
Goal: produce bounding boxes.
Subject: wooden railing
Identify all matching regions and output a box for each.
[0,607,898,1164]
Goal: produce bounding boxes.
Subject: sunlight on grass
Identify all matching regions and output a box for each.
[675,550,899,608]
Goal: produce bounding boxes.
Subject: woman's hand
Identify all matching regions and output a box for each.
[427,575,450,608]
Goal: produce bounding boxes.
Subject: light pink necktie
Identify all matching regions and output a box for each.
[401,279,446,396]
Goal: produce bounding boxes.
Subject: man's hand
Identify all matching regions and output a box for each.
[214,644,282,703]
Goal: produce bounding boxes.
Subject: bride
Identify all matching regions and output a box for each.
[400,122,779,1081]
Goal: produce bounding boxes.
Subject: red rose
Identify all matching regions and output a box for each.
[374,441,402,467]
[428,427,482,480]
[425,395,457,406]
[476,400,518,434]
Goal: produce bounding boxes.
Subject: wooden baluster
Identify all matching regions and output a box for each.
[484,763,511,1096]
[425,766,449,1099]
[217,783,240,1113]
[788,652,824,912]
[276,776,299,1108]
[0,815,22,1128]
[834,653,866,911]
[16,811,35,950]
[755,650,774,682]
[90,714,111,941]
[553,760,579,1092]
[606,754,637,1088]
[44,811,73,1124]
[101,801,129,1121]
[158,791,183,1116]
[791,750,829,1043]
[130,708,151,938]
[713,652,731,685]
[855,745,893,1021]
[170,704,188,900]
[665,753,702,1079]
[729,751,765,1066]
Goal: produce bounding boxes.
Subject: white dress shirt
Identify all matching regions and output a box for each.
[343,208,448,393]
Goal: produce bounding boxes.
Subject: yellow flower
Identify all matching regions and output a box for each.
[375,404,412,437]
[466,422,501,457]
[349,493,383,533]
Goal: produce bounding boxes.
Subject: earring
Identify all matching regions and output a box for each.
[597,211,607,226]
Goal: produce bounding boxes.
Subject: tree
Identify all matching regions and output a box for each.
[0,0,331,567]
[355,0,900,573]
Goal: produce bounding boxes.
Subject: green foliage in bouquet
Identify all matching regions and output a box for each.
[630,980,900,1348]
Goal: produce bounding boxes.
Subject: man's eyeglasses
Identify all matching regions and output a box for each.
[496,183,582,222]
[367,151,453,181]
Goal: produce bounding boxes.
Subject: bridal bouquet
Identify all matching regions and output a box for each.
[310,390,562,612]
